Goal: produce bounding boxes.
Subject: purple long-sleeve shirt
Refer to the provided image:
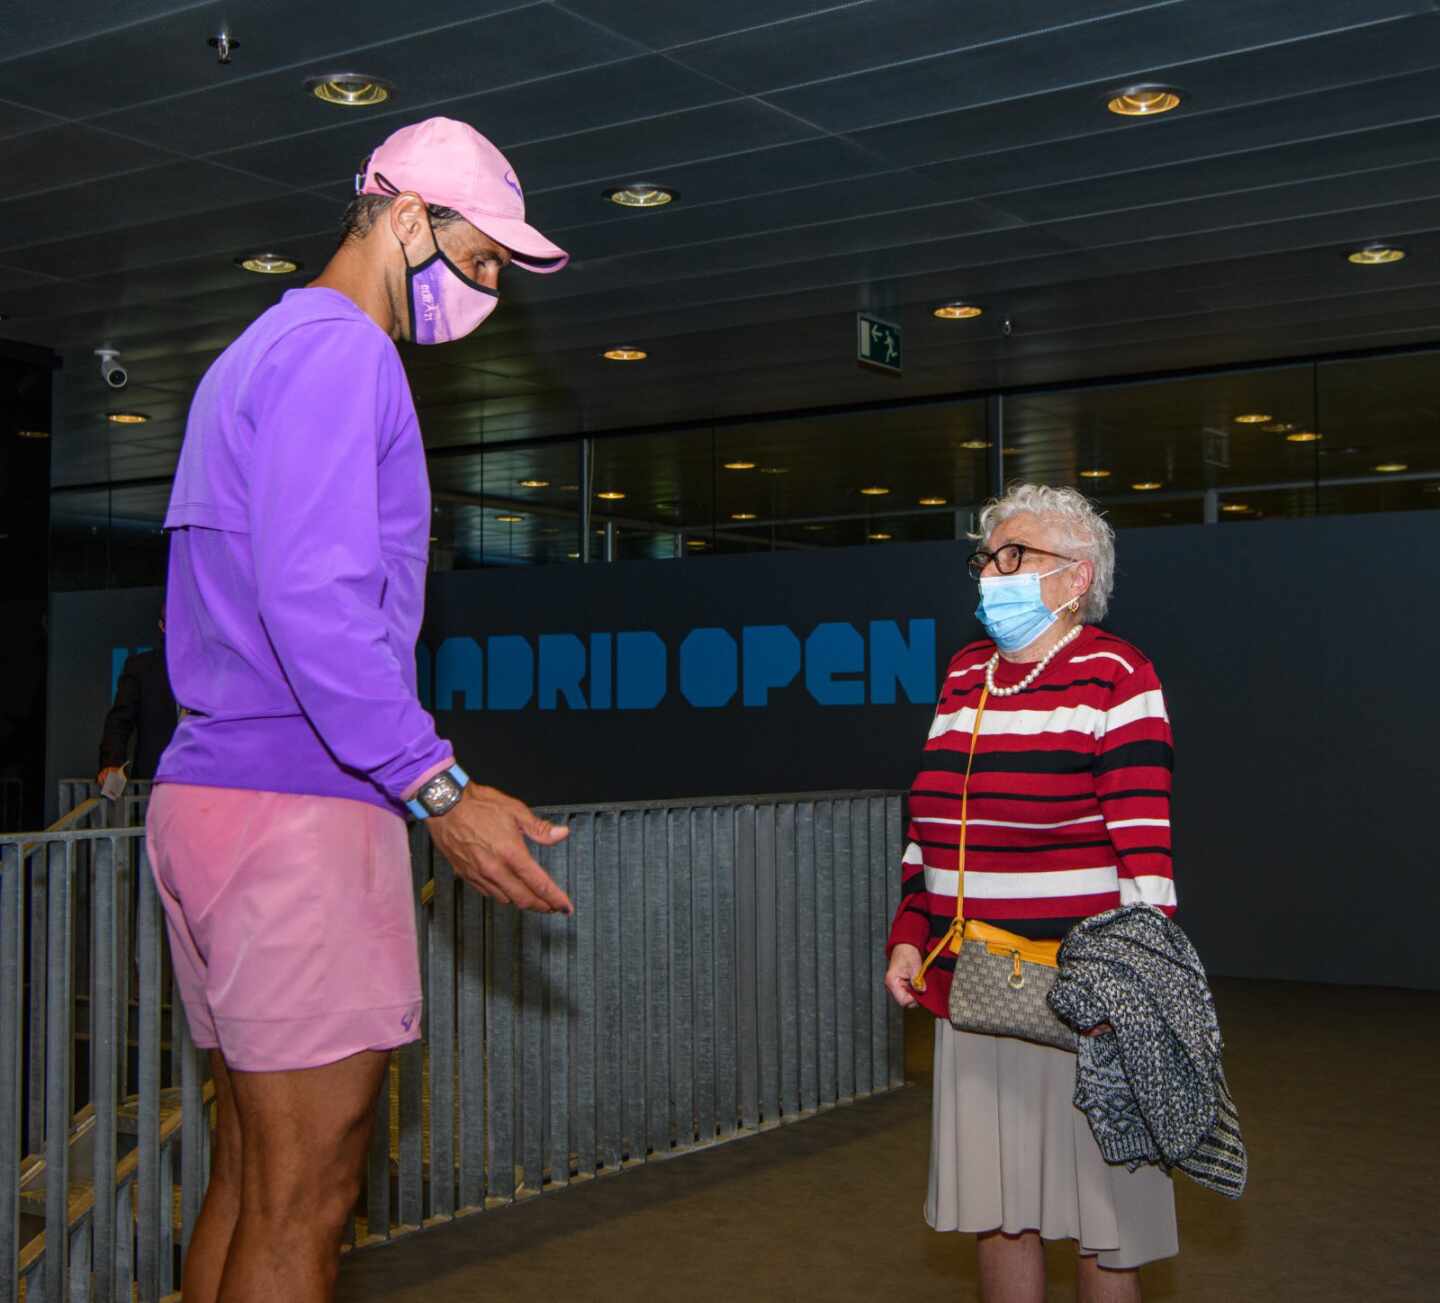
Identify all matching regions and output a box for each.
[155,287,452,812]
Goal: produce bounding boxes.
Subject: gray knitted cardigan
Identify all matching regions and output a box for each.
[1047,904,1247,1199]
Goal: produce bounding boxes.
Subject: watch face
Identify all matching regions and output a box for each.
[421,772,463,816]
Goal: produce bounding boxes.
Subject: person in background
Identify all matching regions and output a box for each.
[146,118,572,1303]
[97,599,176,795]
[884,484,1179,1303]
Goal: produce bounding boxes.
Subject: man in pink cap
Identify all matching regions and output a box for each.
[149,118,570,1303]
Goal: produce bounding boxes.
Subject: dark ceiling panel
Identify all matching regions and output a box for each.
[89,5,644,156]
[1033,170,1440,258]
[214,55,732,189]
[0,98,59,141]
[0,263,63,295]
[560,168,958,261]
[847,13,1440,169]
[528,135,886,232]
[909,66,1440,200]
[6,193,334,281]
[557,1,835,49]
[0,123,177,201]
[990,132,1440,228]
[502,99,822,193]
[2,0,1438,501]
[0,0,520,118]
[668,0,1166,95]
[764,0,1426,134]
[572,197,1026,283]
[0,0,194,63]
[0,161,291,256]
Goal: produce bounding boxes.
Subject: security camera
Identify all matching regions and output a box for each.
[95,348,128,390]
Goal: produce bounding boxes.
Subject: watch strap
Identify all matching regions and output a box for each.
[406,763,470,820]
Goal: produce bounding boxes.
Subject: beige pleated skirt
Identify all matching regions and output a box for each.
[927,1021,1179,1269]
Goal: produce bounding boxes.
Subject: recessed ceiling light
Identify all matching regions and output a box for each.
[1374,462,1408,473]
[567,551,580,559]
[517,478,550,489]
[603,347,647,361]
[918,496,948,506]
[859,485,890,496]
[603,184,676,208]
[731,512,758,521]
[305,74,393,107]
[236,253,301,275]
[802,524,828,531]
[15,429,49,439]
[1348,243,1406,265]
[686,537,708,547]
[1263,422,1297,433]
[1286,431,1323,443]
[1221,503,1250,514]
[1233,413,1271,424]
[429,535,440,542]
[1080,469,1112,479]
[758,466,789,475]
[596,490,626,501]
[1131,481,1163,491]
[495,514,524,523]
[107,411,149,425]
[559,483,580,491]
[933,302,983,320]
[1106,84,1183,117]
[723,460,756,470]
[959,439,992,451]
[869,532,893,541]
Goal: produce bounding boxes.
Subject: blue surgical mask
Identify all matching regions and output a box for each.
[975,564,1076,653]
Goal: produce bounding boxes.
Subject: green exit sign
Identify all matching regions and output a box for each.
[857,313,902,374]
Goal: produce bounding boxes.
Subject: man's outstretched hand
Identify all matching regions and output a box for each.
[426,783,573,914]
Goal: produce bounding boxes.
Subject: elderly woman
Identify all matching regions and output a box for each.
[885,484,1178,1303]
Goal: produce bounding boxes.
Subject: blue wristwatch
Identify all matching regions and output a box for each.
[406,764,470,820]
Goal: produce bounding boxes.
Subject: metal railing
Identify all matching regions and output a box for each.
[3,788,905,1301]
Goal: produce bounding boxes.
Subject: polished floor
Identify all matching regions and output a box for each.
[338,979,1440,1302]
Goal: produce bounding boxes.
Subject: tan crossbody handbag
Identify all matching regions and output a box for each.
[911,685,1078,1052]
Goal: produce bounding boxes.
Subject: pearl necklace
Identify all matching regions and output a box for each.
[985,624,1084,697]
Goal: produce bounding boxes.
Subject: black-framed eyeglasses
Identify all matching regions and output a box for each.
[967,542,1077,581]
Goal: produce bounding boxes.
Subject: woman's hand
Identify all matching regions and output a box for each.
[885,944,923,1008]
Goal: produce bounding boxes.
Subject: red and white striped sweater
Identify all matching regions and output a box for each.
[888,625,1177,1020]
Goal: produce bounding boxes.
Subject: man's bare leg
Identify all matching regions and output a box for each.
[178,1052,242,1303]
[218,1049,388,1303]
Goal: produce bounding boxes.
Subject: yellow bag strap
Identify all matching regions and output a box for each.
[912,684,988,993]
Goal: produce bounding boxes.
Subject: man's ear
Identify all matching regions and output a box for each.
[387,192,428,247]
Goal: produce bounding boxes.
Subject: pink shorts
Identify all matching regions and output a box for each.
[146,784,422,1072]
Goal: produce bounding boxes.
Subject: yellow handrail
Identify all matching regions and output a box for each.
[15,796,105,860]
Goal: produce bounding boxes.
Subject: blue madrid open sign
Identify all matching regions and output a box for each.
[857,312,902,374]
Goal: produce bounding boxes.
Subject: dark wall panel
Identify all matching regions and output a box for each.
[46,510,1440,988]
[0,349,53,829]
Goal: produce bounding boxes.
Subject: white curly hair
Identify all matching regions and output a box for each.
[972,483,1116,622]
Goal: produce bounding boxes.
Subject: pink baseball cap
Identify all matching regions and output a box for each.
[357,117,568,274]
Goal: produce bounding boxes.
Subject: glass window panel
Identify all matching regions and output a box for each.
[711,400,989,550]
[429,440,583,567]
[1002,365,1321,524]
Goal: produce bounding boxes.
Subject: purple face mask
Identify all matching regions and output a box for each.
[403,218,499,345]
